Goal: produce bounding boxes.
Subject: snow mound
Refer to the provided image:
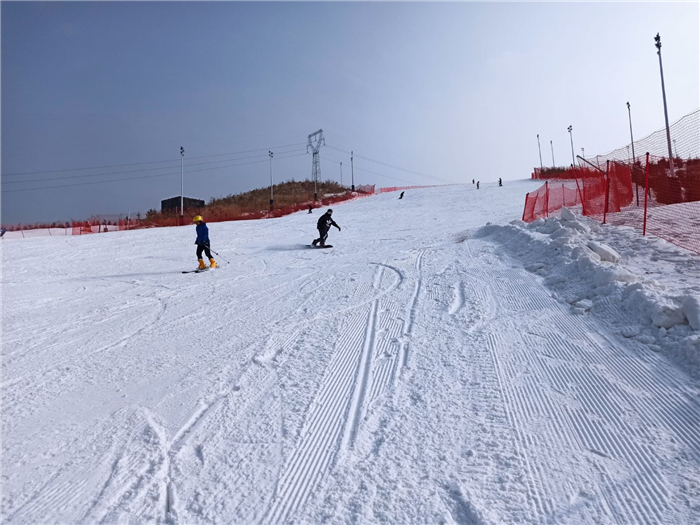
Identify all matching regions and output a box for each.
[476,212,700,371]
[682,296,700,330]
[587,241,621,263]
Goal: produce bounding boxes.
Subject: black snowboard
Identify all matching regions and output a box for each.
[310,244,333,249]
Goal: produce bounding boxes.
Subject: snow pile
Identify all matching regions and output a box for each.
[476,208,700,370]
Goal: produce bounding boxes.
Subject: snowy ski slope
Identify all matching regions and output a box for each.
[3,181,700,524]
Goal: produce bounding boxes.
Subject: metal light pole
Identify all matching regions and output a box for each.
[655,33,675,176]
[269,151,274,210]
[351,151,355,191]
[626,102,636,164]
[567,125,575,167]
[673,139,678,159]
[550,140,555,168]
[537,134,543,169]
[180,146,184,219]
[340,162,343,186]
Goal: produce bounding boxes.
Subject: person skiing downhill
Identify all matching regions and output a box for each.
[312,209,341,247]
[193,215,217,269]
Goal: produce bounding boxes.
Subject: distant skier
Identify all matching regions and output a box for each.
[399,191,404,199]
[312,209,341,247]
[472,179,475,184]
[499,178,503,187]
[308,204,313,214]
[193,215,217,269]
[477,181,480,189]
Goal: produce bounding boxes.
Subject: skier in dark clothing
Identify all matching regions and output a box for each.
[399,191,404,199]
[308,204,313,214]
[312,209,341,247]
[476,181,480,189]
[193,215,216,270]
[499,178,503,187]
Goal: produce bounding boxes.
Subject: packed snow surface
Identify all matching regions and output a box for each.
[3,181,700,525]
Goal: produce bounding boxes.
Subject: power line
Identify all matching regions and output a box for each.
[325,144,454,184]
[320,155,416,185]
[2,142,307,177]
[3,152,308,193]
[2,149,307,185]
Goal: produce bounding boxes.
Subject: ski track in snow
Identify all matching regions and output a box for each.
[3,182,700,525]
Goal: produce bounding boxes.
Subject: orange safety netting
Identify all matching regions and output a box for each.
[71,189,376,234]
[523,156,700,255]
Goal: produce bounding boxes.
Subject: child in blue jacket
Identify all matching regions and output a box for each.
[193,215,216,269]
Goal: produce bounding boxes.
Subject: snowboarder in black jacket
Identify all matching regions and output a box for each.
[312,209,341,246]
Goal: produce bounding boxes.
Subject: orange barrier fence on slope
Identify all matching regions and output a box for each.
[71,189,376,235]
[522,156,700,255]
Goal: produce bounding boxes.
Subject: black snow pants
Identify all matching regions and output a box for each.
[315,228,329,246]
[196,242,213,260]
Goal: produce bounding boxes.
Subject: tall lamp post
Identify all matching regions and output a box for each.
[180,146,185,220]
[351,151,355,191]
[655,33,675,176]
[567,125,575,167]
[269,151,274,210]
[626,102,636,165]
[537,134,543,169]
[550,140,555,168]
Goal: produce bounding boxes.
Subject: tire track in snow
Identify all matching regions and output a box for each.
[263,305,371,523]
[468,237,699,524]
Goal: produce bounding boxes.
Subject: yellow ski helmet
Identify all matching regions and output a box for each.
[193,215,203,223]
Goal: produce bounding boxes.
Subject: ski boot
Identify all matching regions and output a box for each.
[209,258,217,269]
[198,259,207,270]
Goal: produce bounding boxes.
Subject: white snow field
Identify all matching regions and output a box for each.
[3,181,700,525]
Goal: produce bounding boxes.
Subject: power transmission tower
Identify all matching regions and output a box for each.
[307,129,325,201]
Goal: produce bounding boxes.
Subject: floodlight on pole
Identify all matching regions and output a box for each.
[654,33,675,176]
[269,151,274,210]
[627,102,636,164]
[550,140,555,168]
[567,125,575,167]
[180,146,185,218]
[537,134,543,169]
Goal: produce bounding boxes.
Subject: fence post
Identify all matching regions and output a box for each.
[561,183,565,207]
[544,181,549,218]
[20,225,25,238]
[643,152,650,236]
[48,228,52,236]
[522,194,529,221]
[575,177,585,215]
[603,161,610,224]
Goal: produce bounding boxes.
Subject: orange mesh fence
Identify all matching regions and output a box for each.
[523,155,700,255]
[378,185,434,193]
[71,190,377,232]
[587,109,699,167]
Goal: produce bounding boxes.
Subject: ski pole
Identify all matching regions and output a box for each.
[208,247,229,264]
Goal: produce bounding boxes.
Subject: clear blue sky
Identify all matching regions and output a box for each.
[2,1,698,224]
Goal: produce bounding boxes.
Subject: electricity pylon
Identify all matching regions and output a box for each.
[307,129,325,201]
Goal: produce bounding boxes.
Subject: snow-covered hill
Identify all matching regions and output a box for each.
[3,181,700,525]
